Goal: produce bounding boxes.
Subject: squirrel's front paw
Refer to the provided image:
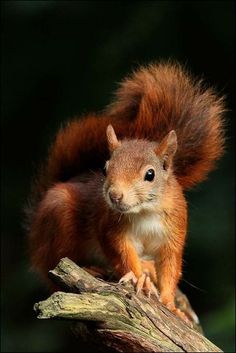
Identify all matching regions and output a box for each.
[119,271,159,299]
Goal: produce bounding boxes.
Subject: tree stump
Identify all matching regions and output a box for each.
[34,257,222,352]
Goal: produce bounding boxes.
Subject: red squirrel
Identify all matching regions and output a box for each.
[26,62,225,322]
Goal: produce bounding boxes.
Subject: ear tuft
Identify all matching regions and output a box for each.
[166,130,177,156]
[106,125,121,152]
[155,130,177,170]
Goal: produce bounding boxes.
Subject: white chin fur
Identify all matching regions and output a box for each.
[129,203,157,214]
[126,204,143,214]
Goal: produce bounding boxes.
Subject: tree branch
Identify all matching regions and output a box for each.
[34,257,222,352]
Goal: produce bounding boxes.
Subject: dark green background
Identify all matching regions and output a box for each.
[1,1,235,352]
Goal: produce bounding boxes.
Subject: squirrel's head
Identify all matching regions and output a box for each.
[103,125,177,214]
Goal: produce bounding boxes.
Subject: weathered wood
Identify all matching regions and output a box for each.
[34,257,222,352]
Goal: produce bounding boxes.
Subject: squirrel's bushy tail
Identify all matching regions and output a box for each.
[107,61,226,189]
[33,61,225,203]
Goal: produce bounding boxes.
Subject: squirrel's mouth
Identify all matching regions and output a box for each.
[109,202,143,214]
[113,204,132,213]
[103,188,145,214]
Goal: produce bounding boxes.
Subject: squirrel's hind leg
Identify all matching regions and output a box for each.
[29,182,86,281]
[82,266,107,278]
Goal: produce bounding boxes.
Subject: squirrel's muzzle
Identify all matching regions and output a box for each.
[109,190,123,205]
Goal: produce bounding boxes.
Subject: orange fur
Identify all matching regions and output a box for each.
[26,61,225,321]
[101,234,143,279]
[29,62,225,203]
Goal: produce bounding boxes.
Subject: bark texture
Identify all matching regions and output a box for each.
[34,257,222,352]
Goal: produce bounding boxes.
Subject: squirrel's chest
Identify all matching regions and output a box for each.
[128,213,167,259]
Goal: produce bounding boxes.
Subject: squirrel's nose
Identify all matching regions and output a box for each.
[109,190,123,204]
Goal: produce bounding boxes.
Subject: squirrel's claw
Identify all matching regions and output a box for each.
[119,271,138,285]
[136,273,146,294]
[143,275,159,299]
[119,271,159,299]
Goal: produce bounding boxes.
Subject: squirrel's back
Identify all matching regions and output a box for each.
[30,61,225,210]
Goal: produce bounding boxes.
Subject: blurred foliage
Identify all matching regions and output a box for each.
[1,1,235,352]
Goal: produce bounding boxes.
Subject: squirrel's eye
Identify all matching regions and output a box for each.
[144,169,155,182]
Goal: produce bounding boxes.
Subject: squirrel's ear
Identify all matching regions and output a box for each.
[106,125,121,152]
[155,130,177,171]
